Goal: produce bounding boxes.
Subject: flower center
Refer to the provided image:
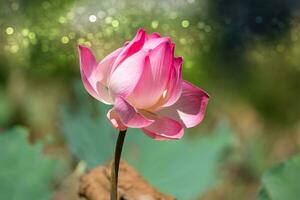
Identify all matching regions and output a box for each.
[143,89,168,112]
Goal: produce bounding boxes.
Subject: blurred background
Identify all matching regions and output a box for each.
[0,0,300,199]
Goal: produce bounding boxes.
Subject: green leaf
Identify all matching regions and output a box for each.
[60,103,115,168]
[0,127,62,200]
[257,154,300,200]
[59,82,116,168]
[59,85,234,199]
[124,123,233,200]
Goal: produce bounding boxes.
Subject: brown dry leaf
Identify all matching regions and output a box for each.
[79,160,175,200]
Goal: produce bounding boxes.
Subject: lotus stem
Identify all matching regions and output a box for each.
[110,129,127,200]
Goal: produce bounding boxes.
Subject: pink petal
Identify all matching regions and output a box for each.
[127,42,173,109]
[112,28,146,71]
[157,81,209,128]
[79,45,97,78]
[78,45,97,89]
[78,45,112,104]
[96,47,123,85]
[107,109,127,131]
[143,36,171,50]
[162,57,183,107]
[170,43,175,53]
[80,71,100,101]
[113,96,154,128]
[96,82,113,103]
[146,32,161,40]
[141,115,184,140]
[108,49,149,99]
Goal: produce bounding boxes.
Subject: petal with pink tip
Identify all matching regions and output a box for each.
[162,57,183,107]
[112,28,146,71]
[79,45,97,78]
[78,45,97,90]
[128,42,173,109]
[141,115,184,140]
[143,36,171,50]
[107,109,127,131]
[113,96,154,128]
[78,45,112,104]
[108,49,149,99]
[157,81,209,128]
[146,32,161,40]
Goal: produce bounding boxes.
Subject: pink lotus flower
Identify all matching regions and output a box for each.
[79,28,209,140]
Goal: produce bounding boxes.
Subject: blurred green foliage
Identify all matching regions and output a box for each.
[1,0,299,127]
[258,154,300,200]
[0,127,64,200]
[0,87,13,125]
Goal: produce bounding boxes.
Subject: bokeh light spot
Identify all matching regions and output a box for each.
[181,20,190,28]
[105,16,113,24]
[28,32,36,39]
[89,15,97,23]
[78,38,85,44]
[112,20,119,27]
[22,29,29,36]
[151,20,159,29]
[59,16,66,24]
[61,36,70,44]
[180,37,187,45]
[6,27,14,35]
[10,45,19,54]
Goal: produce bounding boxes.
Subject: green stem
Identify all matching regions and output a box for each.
[110,130,127,200]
